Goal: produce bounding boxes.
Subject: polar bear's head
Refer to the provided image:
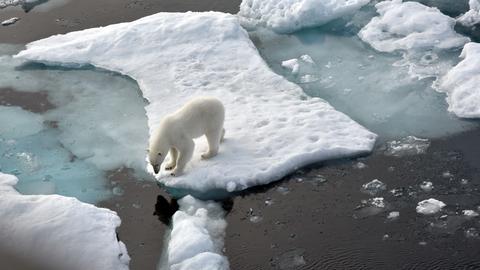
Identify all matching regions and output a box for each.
[148,129,170,174]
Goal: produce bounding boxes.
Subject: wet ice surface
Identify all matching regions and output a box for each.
[0,45,149,203]
[383,136,431,156]
[252,24,477,139]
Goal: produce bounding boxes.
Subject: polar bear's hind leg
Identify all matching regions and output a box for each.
[164,147,178,170]
[202,127,224,159]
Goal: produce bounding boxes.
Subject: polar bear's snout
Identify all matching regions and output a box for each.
[153,164,161,174]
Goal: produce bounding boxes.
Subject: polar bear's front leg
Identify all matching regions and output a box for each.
[171,139,194,176]
[164,147,178,170]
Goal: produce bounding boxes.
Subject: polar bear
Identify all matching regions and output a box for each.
[148,97,225,176]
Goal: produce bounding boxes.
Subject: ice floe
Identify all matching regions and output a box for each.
[0,173,130,270]
[16,12,376,192]
[359,0,469,53]
[1,17,19,26]
[238,0,370,33]
[438,42,480,118]
[361,179,386,195]
[420,181,434,192]
[164,195,229,270]
[457,0,480,27]
[462,209,479,217]
[384,136,430,156]
[416,198,446,215]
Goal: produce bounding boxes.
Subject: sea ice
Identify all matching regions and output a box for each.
[359,0,469,53]
[0,173,130,270]
[420,181,434,192]
[1,17,19,26]
[438,42,480,118]
[0,106,44,139]
[416,198,446,215]
[164,195,229,270]
[238,0,370,33]
[462,209,479,217]
[16,12,376,192]
[361,179,386,195]
[457,0,480,27]
[384,136,430,156]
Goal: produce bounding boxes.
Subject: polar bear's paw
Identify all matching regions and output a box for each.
[164,163,175,170]
[201,151,218,160]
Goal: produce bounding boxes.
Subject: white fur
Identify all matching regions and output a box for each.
[148,97,225,176]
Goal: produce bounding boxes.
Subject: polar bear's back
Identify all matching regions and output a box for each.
[171,96,225,138]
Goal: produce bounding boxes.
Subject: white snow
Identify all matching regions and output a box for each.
[438,42,480,118]
[457,0,480,27]
[1,17,19,26]
[0,106,44,139]
[0,173,130,270]
[166,195,228,270]
[238,0,370,33]
[16,12,376,192]
[416,198,446,215]
[359,0,469,53]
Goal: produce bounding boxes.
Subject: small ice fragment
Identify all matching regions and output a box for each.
[419,241,427,246]
[112,186,124,196]
[382,234,390,240]
[271,249,306,269]
[462,210,479,217]
[465,228,479,238]
[384,136,430,157]
[361,179,386,195]
[249,215,263,223]
[420,181,433,192]
[416,198,446,215]
[2,17,20,26]
[281,58,299,74]
[132,203,141,209]
[388,166,395,172]
[353,162,367,169]
[442,171,453,178]
[460,179,469,185]
[390,188,404,197]
[226,181,236,192]
[277,186,289,195]
[299,74,319,83]
[300,54,315,64]
[265,198,273,206]
[369,197,385,208]
[387,211,400,220]
[307,174,327,186]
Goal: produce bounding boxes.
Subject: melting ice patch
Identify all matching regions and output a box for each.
[438,42,480,118]
[0,46,148,203]
[160,196,229,270]
[16,12,376,192]
[0,173,130,270]
[253,28,476,138]
[384,136,430,156]
[238,0,370,33]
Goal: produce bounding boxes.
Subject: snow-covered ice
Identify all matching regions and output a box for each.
[416,198,446,215]
[359,0,469,53]
[457,0,480,27]
[238,0,370,33]
[16,12,377,192]
[0,173,130,270]
[438,42,480,118]
[384,136,430,156]
[162,195,229,270]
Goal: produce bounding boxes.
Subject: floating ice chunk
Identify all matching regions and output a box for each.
[438,42,480,118]
[361,179,386,195]
[353,161,367,169]
[369,197,385,208]
[238,0,370,33]
[387,211,399,219]
[416,198,446,215]
[457,0,480,27]
[16,12,376,192]
[0,173,130,270]
[465,227,479,238]
[0,106,43,139]
[270,248,306,269]
[281,58,300,74]
[384,136,430,157]
[167,195,228,270]
[359,0,469,53]
[420,181,434,192]
[300,54,315,64]
[1,17,19,26]
[462,210,479,217]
